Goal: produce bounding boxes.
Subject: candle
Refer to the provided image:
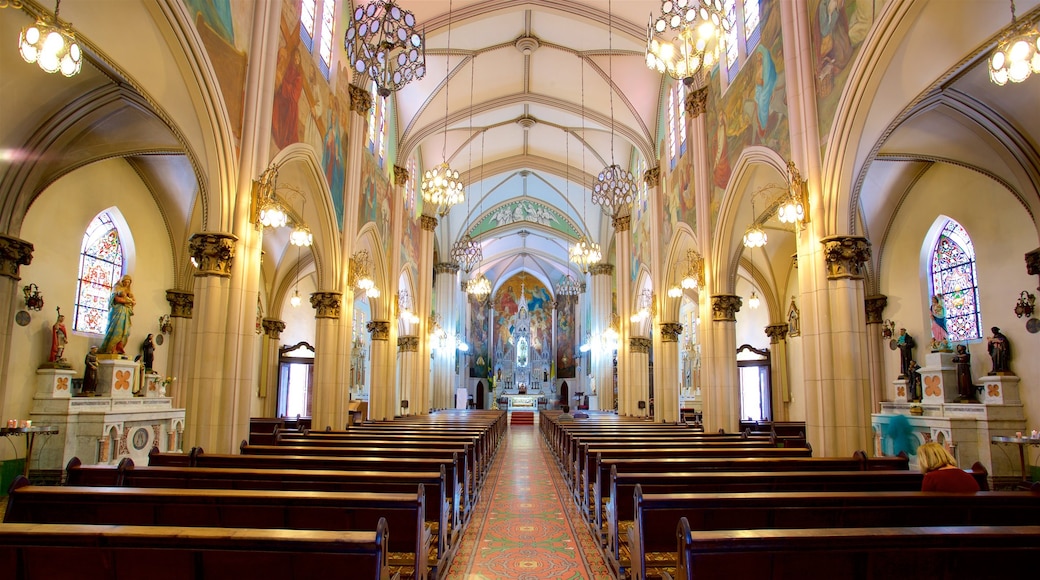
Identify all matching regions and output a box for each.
[1016,431,1023,438]
[6,419,15,428]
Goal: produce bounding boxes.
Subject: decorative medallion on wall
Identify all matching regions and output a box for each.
[132,428,149,451]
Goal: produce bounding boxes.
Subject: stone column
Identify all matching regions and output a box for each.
[816,236,872,455]
[707,295,742,433]
[864,295,888,413]
[629,337,651,418]
[366,320,392,420]
[432,262,459,410]
[0,234,33,412]
[765,323,790,420]
[165,290,194,409]
[657,322,683,423]
[589,263,615,411]
[397,336,419,416]
[184,233,240,452]
[613,215,634,415]
[260,318,286,416]
[310,291,343,430]
[416,216,437,413]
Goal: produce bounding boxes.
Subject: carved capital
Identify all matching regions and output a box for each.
[864,294,888,325]
[189,232,237,277]
[262,318,286,339]
[0,234,33,280]
[398,335,419,352]
[394,165,410,186]
[684,87,708,117]
[348,83,372,114]
[660,322,683,342]
[366,320,390,341]
[630,336,652,353]
[589,263,614,277]
[612,214,631,232]
[792,252,798,270]
[1027,247,1040,291]
[765,323,789,344]
[420,215,438,231]
[821,236,871,280]
[310,291,342,319]
[711,294,742,322]
[165,290,194,319]
[643,165,661,188]
[434,262,459,275]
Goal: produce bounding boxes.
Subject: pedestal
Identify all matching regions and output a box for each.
[978,375,1020,405]
[892,378,910,402]
[142,373,164,398]
[36,368,75,399]
[587,395,599,412]
[918,352,957,404]
[97,359,140,398]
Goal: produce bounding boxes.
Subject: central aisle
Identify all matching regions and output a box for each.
[444,414,612,579]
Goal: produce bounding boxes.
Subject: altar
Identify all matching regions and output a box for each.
[502,393,544,410]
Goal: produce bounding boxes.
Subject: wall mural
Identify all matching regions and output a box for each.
[358,152,392,256]
[401,208,420,282]
[811,0,887,149]
[662,148,695,259]
[469,200,580,240]
[468,294,490,379]
[272,0,351,227]
[556,297,577,379]
[706,0,790,232]
[492,274,553,389]
[182,0,247,143]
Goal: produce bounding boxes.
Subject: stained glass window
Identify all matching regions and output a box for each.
[300,0,317,52]
[668,86,677,169]
[677,82,688,157]
[930,220,981,342]
[74,212,125,334]
[318,0,336,77]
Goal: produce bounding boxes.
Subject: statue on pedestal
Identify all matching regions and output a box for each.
[987,327,1012,375]
[907,360,922,402]
[896,328,915,379]
[99,275,135,355]
[140,334,155,372]
[48,307,69,367]
[952,344,975,402]
[929,295,951,352]
[82,346,99,395]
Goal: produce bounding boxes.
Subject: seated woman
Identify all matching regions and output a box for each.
[917,442,979,492]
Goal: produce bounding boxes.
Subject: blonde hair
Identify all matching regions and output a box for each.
[917,442,957,473]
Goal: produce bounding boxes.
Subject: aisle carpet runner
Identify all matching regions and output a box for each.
[443,419,611,579]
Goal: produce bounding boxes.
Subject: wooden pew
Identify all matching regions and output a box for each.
[603,466,989,576]
[0,521,394,580]
[5,479,431,580]
[65,458,453,566]
[674,522,1040,580]
[630,487,1040,580]
[248,417,285,446]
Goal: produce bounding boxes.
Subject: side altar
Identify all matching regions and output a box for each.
[31,360,185,470]
[872,352,1026,487]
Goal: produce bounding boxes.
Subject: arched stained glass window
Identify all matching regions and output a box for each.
[74,212,125,334]
[930,219,981,342]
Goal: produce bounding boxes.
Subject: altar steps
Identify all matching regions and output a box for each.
[510,411,535,426]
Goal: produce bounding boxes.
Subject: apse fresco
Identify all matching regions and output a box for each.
[468,294,490,379]
[272,0,351,227]
[556,298,577,379]
[359,153,393,255]
[706,0,790,232]
[493,275,553,365]
[811,0,887,148]
[182,0,247,143]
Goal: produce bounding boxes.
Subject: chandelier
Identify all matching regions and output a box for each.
[743,223,767,248]
[420,162,464,216]
[344,0,425,97]
[19,0,83,77]
[350,249,378,297]
[570,236,602,274]
[748,290,760,309]
[465,274,491,298]
[680,249,704,289]
[645,0,728,87]
[989,0,1040,86]
[450,234,482,274]
[593,0,637,218]
[557,275,583,297]
[289,225,313,247]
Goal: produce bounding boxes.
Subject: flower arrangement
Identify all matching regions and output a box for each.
[160,376,176,397]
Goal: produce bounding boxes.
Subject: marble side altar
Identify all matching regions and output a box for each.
[502,393,544,410]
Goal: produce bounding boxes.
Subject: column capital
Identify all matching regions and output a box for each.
[398,335,419,352]
[420,215,438,231]
[685,86,708,117]
[711,294,742,322]
[864,294,888,324]
[765,323,789,344]
[394,165,410,186]
[262,318,286,339]
[348,83,372,114]
[589,263,614,277]
[660,322,683,342]
[165,290,194,318]
[821,235,871,280]
[189,232,238,277]
[310,291,342,319]
[630,336,652,353]
[643,165,661,187]
[434,262,459,275]
[612,214,630,232]
[0,234,33,280]
[366,320,390,341]
[1026,247,1040,291]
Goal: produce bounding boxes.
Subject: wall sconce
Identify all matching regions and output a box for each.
[158,314,173,335]
[881,319,895,340]
[253,165,288,229]
[777,161,808,224]
[671,249,704,296]
[19,0,83,77]
[23,283,44,311]
[631,289,655,323]
[1014,290,1035,318]
[349,249,378,297]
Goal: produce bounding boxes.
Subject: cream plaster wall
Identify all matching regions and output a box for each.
[734,277,771,350]
[278,274,318,350]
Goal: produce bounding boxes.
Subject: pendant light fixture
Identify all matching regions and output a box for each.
[592,0,636,218]
[420,0,464,217]
[570,52,602,275]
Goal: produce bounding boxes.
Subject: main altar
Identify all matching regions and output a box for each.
[502,391,545,410]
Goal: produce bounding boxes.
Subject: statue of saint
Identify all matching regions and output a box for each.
[141,334,155,371]
[49,309,68,365]
[82,346,99,395]
[987,327,1012,375]
[952,344,975,402]
[896,328,915,379]
[787,297,800,337]
[99,275,135,355]
[929,295,950,351]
